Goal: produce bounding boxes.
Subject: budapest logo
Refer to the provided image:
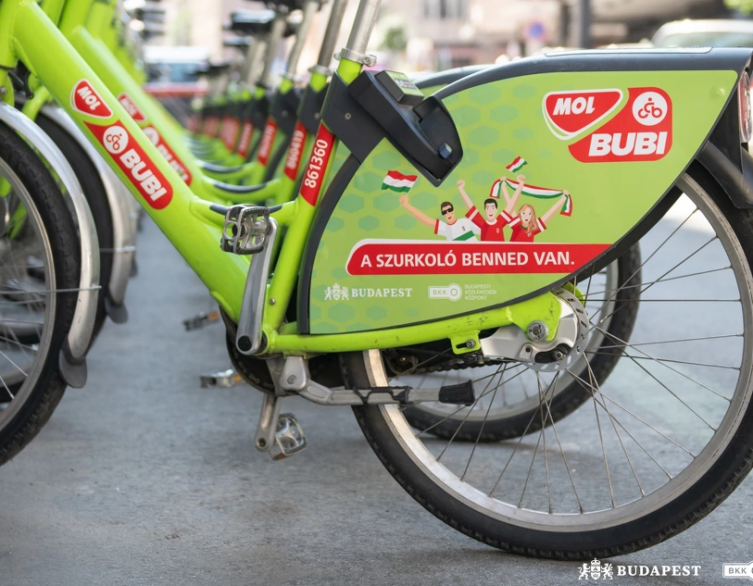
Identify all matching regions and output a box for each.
[71,80,113,119]
[579,559,614,581]
[543,89,623,139]
[544,87,672,163]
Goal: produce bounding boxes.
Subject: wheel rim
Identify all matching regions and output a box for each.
[0,158,57,428]
[369,173,753,531]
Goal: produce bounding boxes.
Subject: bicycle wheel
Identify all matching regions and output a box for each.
[0,123,80,465]
[401,246,641,442]
[345,168,753,558]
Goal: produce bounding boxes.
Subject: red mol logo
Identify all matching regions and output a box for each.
[568,88,672,163]
[117,93,147,123]
[71,80,113,119]
[544,89,622,139]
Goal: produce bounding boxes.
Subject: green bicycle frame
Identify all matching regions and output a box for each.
[75,0,317,203]
[0,0,561,358]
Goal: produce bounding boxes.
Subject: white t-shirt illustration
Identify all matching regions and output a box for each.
[434,218,480,242]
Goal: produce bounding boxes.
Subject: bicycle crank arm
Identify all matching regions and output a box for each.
[276,356,475,406]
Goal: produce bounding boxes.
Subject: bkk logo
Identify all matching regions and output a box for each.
[544,87,672,163]
[71,80,113,119]
[428,284,462,301]
[85,121,173,209]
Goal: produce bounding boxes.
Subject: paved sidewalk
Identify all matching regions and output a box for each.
[0,219,750,586]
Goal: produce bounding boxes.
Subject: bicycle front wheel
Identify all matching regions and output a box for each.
[0,122,81,465]
[346,169,753,558]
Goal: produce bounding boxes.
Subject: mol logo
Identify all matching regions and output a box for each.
[71,80,113,119]
[544,87,673,163]
[117,93,147,124]
[544,89,623,139]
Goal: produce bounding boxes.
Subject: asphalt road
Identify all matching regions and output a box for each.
[0,218,751,586]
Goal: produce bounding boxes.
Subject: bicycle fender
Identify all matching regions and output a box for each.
[0,103,99,387]
[40,105,133,317]
[299,48,751,334]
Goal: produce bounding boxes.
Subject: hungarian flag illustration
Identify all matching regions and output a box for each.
[382,170,418,193]
[499,178,572,216]
[505,156,527,172]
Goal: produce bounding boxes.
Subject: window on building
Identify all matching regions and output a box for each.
[423,0,467,20]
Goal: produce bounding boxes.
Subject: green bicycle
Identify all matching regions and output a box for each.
[36,0,645,444]
[0,0,752,560]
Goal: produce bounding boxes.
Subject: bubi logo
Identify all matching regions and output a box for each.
[71,80,113,119]
[544,87,672,163]
[85,120,173,210]
[143,125,193,186]
[544,89,623,139]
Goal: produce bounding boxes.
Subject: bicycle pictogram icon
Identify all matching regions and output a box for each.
[632,91,668,126]
[102,126,128,155]
[637,97,663,119]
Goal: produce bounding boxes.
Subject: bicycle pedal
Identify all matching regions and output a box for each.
[183,310,221,331]
[221,205,271,255]
[199,368,243,388]
[269,413,307,460]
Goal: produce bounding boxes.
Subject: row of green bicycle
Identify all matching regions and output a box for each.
[1,0,753,560]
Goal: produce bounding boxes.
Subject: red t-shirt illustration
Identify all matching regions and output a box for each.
[508,216,547,242]
[465,207,513,242]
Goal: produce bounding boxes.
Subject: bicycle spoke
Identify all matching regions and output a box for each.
[567,369,696,457]
[0,334,39,352]
[585,266,731,297]
[517,424,543,509]
[540,375,584,513]
[584,355,645,498]
[586,351,739,371]
[586,356,616,508]
[568,367,673,481]
[414,365,527,437]
[596,333,742,349]
[460,365,508,481]
[535,373,553,514]
[435,365,504,462]
[587,206,700,320]
[489,372,560,497]
[596,236,720,327]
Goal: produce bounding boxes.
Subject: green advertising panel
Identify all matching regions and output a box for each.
[308,69,736,334]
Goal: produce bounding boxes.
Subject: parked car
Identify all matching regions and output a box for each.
[653,19,753,48]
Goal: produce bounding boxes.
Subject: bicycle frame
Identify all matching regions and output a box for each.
[71,0,320,202]
[0,0,564,358]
